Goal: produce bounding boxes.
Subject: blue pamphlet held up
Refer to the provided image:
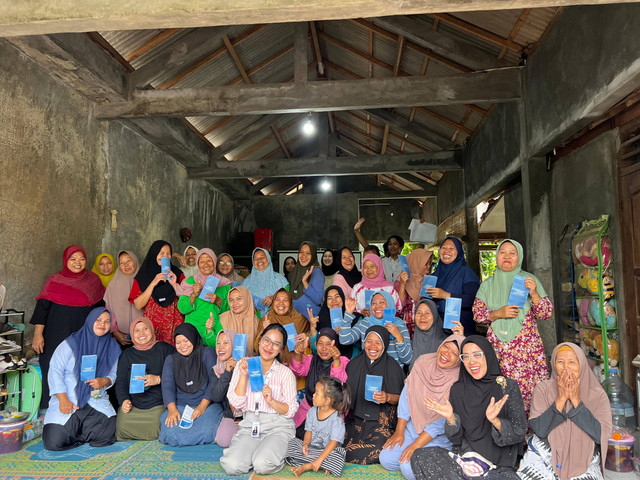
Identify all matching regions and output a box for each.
[364,289,375,308]
[329,308,343,330]
[129,364,146,394]
[365,374,383,403]
[252,294,269,316]
[247,356,264,392]
[161,257,171,278]
[80,355,97,381]
[443,297,462,329]
[508,275,528,309]
[420,275,438,298]
[399,255,411,278]
[383,308,396,325]
[233,334,248,359]
[283,323,298,351]
[199,275,220,301]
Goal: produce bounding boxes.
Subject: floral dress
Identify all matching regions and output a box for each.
[472,297,553,413]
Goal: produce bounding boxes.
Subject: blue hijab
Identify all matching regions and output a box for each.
[432,237,480,313]
[67,307,121,408]
[242,248,289,300]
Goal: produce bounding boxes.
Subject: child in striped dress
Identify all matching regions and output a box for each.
[286,377,351,477]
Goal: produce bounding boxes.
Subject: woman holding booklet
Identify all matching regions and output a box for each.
[177,248,232,346]
[221,323,299,475]
[394,248,433,337]
[344,325,405,464]
[159,323,222,446]
[42,307,120,451]
[472,239,552,413]
[115,316,174,441]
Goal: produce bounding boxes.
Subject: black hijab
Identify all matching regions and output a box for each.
[337,247,362,288]
[321,249,340,277]
[449,336,510,466]
[317,285,359,358]
[171,323,209,394]
[135,240,183,308]
[411,299,448,367]
[345,325,405,421]
[305,328,339,405]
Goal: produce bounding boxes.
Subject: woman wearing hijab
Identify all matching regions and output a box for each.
[210,329,241,447]
[411,299,460,368]
[380,334,465,480]
[395,248,433,337]
[221,324,299,476]
[321,249,340,292]
[411,336,527,480]
[473,239,553,413]
[159,323,222,446]
[332,247,362,299]
[91,253,115,288]
[42,307,121,451]
[314,286,361,359]
[178,248,232,347]
[243,248,289,309]
[518,343,612,480]
[344,325,406,464]
[174,245,199,279]
[31,245,105,408]
[129,240,185,346]
[104,250,142,347]
[351,254,402,315]
[290,327,350,435]
[217,253,244,284]
[115,316,174,441]
[340,291,411,368]
[288,242,325,318]
[427,237,480,336]
[219,286,260,357]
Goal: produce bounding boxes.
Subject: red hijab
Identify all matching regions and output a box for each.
[36,245,105,307]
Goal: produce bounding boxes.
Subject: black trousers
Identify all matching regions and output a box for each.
[43,404,116,451]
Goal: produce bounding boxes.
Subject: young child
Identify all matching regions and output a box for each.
[285,377,351,477]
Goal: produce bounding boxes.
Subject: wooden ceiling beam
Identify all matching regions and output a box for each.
[393,34,405,77]
[430,13,524,52]
[498,9,531,59]
[125,28,180,62]
[343,110,432,151]
[271,123,292,158]
[414,106,473,135]
[222,34,253,84]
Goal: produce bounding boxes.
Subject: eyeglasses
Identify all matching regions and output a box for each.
[261,336,283,349]
[218,261,233,266]
[459,351,484,363]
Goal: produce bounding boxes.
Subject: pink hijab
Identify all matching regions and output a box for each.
[129,317,158,352]
[177,248,232,296]
[406,334,465,432]
[360,254,392,289]
[213,329,238,377]
[530,342,611,480]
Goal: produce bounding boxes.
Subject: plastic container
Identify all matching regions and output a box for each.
[605,429,635,472]
[602,368,637,430]
[22,416,44,443]
[0,419,27,454]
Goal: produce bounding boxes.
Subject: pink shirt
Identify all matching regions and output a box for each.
[227,359,299,419]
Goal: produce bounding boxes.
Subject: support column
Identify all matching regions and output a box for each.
[465,206,481,279]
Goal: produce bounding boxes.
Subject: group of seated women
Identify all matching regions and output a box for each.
[33,234,612,480]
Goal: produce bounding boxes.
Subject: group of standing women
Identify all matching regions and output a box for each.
[30,234,613,480]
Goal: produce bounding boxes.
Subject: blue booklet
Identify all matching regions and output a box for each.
[252,294,269,316]
[80,355,97,381]
[247,356,264,392]
[399,255,411,278]
[161,257,171,278]
[129,363,146,394]
[364,289,375,308]
[233,334,248,359]
[508,275,528,309]
[420,275,438,298]
[283,323,298,351]
[365,374,383,403]
[383,308,396,325]
[199,275,220,301]
[329,308,343,330]
[443,297,462,330]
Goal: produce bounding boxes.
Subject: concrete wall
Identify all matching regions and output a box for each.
[0,41,232,323]
[503,181,526,256]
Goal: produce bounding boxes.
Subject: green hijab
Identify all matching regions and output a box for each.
[476,239,547,343]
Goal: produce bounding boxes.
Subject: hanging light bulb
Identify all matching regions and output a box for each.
[302,112,316,136]
[320,177,331,192]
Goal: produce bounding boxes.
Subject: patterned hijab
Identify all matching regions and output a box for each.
[242,248,289,300]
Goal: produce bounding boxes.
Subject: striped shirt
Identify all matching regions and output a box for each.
[351,283,402,313]
[227,358,299,419]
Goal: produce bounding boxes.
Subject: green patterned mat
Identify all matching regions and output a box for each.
[253,463,404,480]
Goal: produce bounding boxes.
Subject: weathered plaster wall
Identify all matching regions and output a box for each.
[0,41,232,324]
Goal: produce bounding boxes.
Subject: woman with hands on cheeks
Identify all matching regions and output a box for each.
[115,316,174,441]
[411,336,527,480]
[159,323,223,446]
[42,307,121,451]
[221,324,299,476]
[473,239,553,413]
[517,343,611,480]
[312,286,361,359]
[380,334,465,480]
[290,327,350,437]
[129,240,185,346]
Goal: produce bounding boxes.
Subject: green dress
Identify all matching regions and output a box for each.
[177,279,232,347]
